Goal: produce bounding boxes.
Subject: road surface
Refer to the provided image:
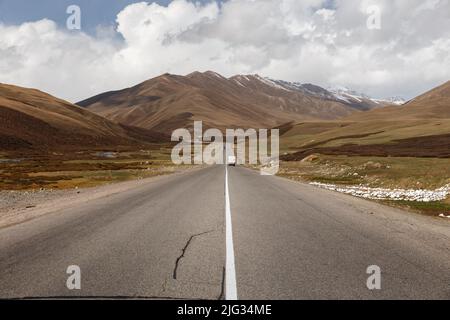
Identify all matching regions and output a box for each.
[0,165,449,299]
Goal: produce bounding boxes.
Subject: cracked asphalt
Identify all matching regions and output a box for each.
[0,165,449,299]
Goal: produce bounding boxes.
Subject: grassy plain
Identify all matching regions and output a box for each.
[278,155,450,216]
[0,148,190,190]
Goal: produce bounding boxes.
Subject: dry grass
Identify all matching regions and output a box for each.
[279,155,450,189]
[278,155,450,216]
[280,120,450,153]
[0,149,189,190]
[379,199,450,216]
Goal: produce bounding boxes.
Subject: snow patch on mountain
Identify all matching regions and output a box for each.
[328,86,405,106]
[328,86,370,103]
[230,74,405,107]
[378,97,406,105]
[253,75,291,91]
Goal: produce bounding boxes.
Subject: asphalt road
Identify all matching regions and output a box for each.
[0,165,449,299]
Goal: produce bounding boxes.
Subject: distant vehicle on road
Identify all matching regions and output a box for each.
[228,155,236,166]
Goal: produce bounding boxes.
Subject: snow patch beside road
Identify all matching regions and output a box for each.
[310,182,450,202]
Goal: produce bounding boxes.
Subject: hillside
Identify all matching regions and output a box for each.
[0,83,166,152]
[346,81,450,121]
[279,81,450,160]
[77,71,389,133]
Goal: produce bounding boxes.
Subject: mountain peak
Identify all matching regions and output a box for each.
[204,70,225,78]
[187,70,225,79]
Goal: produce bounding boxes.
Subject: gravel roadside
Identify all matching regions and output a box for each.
[0,167,198,229]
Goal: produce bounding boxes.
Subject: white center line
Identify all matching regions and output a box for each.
[225,165,238,300]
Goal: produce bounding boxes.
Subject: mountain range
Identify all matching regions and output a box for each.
[77,71,399,133]
[280,80,450,159]
[0,72,448,153]
[347,80,450,121]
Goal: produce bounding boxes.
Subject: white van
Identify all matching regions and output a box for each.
[227,155,236,166]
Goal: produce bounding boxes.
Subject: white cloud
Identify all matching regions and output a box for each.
[0,0,449,102]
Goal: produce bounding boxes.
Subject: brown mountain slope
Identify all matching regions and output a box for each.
[0,83,166,151]
[346,81,450,121]
[77,71,371,133]
[279,81,450,159]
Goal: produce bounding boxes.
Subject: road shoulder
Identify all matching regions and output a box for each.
[0,166,203,229]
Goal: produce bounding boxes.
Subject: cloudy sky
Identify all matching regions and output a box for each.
[0,0,449,102]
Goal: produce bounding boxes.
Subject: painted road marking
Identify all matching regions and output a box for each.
[225,165,238,300]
